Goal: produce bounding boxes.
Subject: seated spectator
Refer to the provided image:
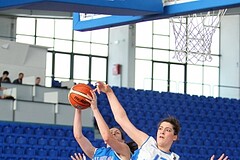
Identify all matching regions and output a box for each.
[0,71,11,84]
[35,77,41,86]
[13,72,24,84]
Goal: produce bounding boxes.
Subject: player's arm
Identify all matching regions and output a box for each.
[73,109,96,159]
[86,90,131,159]
[95,82,149,147]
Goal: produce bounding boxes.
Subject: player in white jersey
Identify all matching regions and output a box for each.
[95,82,229,160]
[71,90,131,160]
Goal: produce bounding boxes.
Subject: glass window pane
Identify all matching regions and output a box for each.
[211,29,219,55]
[170,64,184,93]
[135,48,152,60]
[153,19,170,35]
[153,63,168,80]
[45,77,52,87]
[153,79,168,92]
[136,21,152,47]
[204,55,219,67]
[74,30,91,41]
[153,35,169,49]
[46,52,53,77]
[91,57,107,82]
[36,37,54,49]
[169,26,176,50]
[187,65,203,84]
[204,66,219,86]
[91,43,108,56]
[36,18,54,37]
[135,60,152,89]
[91,28,108,44]
[153,50,169,61]
[54,39,72,52]
[16,35,35,44]
[73,55,89,80]
[55,53,70,78]
[73,41,90,55]
[170,51,184,63]
[55,19,73,39]
[16,17,35,35]
[187,83,203,96]
[153,63,168,92]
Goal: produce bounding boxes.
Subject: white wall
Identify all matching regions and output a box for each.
[108,25,135,88]
[0,39,48,85]
[220,15,240,98]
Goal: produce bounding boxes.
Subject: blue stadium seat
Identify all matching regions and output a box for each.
[3,146,13,154]
[59,138,68,147]
[34,127,45,136]
[5,135,15,144]
[37,137,48,146]
[47,148,58,157]
[55,128,65,137]
[65,130,73,137]
[24,126,34,135]
[14,146,25,155]
[25,147,36,156]
[16,136,27,145]
[27,137,37,145]
[48,138,57,146]
[69,139,79,148]
[37,148,47,157]
[3,125,13,134]
[45,128,55,137]
[14,126,24,134]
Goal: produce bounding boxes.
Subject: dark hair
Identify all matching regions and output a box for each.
[3,71,9,75]
[110,126,125,141]
[127,141,138,154]
[157,116,181,135]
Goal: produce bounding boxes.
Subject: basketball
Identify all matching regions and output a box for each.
[68,83,92,109]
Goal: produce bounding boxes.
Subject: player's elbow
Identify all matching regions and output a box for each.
[101,133,112,142]
[73,132,84,140]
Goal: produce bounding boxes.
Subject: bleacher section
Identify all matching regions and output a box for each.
[97,86,240,160]
[0,121,105,160]
[0,85,239,159]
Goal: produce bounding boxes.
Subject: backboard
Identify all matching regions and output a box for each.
[73,0,240,31]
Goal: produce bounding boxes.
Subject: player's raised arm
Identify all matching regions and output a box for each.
[73,108,96,159]
[95,81,149,147]
[86,90,131,159]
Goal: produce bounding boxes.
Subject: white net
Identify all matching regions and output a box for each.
[170,9,227,64]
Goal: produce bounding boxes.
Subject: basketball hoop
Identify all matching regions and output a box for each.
[170,9,227,64]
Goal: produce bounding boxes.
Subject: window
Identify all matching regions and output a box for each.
[16,17,109,87]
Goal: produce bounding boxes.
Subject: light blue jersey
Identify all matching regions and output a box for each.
[93,147,121,160]
[131,136,179,160]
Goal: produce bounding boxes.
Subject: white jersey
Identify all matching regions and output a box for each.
[131,136,179,160]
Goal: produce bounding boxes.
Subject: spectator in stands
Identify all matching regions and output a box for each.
[71,89,131,160]
[95,81,229,160]
[35,76,41,86]
[12,72,24,84]
[0,71,11,84]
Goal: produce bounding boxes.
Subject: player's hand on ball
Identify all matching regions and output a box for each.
[210,154,229,160]
[86,90,98,110]
[71,153,86,160]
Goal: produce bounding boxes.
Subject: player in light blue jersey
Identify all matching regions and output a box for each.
[95,81,229,160]
[71,89,131,160]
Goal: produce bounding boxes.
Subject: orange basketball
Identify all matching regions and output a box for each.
[68,83,92,109]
